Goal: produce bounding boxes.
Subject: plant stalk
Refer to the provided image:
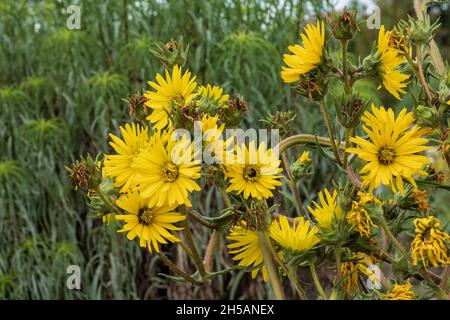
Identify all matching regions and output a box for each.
[319,99,343,166]
[309,258,327,299]
[257,230,285,300]
[156,251,202,286]
[182,206,208,281]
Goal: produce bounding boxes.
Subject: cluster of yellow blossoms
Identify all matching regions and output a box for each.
[74,13,450,300]
[102,65,286,253]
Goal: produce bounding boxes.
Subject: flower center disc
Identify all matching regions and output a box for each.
[243,165,260,182]
[138,208,155,225]
[162,161,179,182]
[378,146,396,165]
[171,95,183,107]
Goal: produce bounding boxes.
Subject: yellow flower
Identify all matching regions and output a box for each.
[197,84,229,108]
[115,191,185,252]
[346,105,431,193]
[144,65,197,129]
[386,282,416,300]
[340,253,377,294]
[307,188,342,230]
[200,114,232,164]
[132,132,201,207]
[269,215,319,254]
[103,123,149,192]
[227,222,273,281]
[411,216,450,269]
[201,114,225,142]
[298,151,311,164]
[225,141,283,199]
[281,21,325,83]
[377,26,409,100]
[347,191,382,238]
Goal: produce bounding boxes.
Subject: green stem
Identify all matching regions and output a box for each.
[182,206,208,281]
[156,251,202,286]
[278,134,344,154]
[203,229,221,272]
[220,188,233,208]
[416,46,433,105]
[379,215,409,260]
[343,127,351,168]
[286,265,308,300]
[309,258,327,299]
[257,230,285,300]
[186,208,216,229]
[281,152,307,218]
[335,245,342,283]
[319,99,343,166]
[341,39,351,94]
[94,185,120,216]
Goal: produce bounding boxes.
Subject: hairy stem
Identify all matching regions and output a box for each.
[309,258,327,299]
[278,134,345,154]
[319,99,343,166]
[341,39,351,94]
[343,127,351,168]
[281,152,307,217]
[182,206,208,281]
[94,185,120,216]
[416,46,433,105]
[156,250,202,286]
[335,245,342,283]
[257,230,285,300]
[203,229,221,272]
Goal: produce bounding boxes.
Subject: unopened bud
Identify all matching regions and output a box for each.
[66,153,103,190]
[149,36,188,68]
[413,105,439,128]
[221,94,248,127]
[362,49,382,78]
[408,15,440,46]
[331,9,359,40]
[337,93,368,128]
[260,111,296,138]
[290,151,312,180]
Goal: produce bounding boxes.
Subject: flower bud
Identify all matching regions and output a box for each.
[221,94,248,127]
[362,49,381,78]
[407,15,440,46]
[413,105,439,128]
[336,93,369,128]
[260,111,297,138]
[149,36,188,68]
[292,72,327,101]
[290,151,311,180]
[331,9,359,40]
[65,153,103,190]
[126,92,149,122]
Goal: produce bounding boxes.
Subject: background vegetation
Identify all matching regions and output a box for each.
[0,0,448,299]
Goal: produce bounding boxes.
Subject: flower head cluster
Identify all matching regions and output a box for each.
[307,188,342,230]
[225,141,283,200]
[347,191,382,238]
[281,21,325,83]
[376,26,410,99]
[411,216,449,269]
[347,105,430,193]
[227,215,319,281]
[115,191,185,252]
[340,253,378,294]
[386,282,416,300]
